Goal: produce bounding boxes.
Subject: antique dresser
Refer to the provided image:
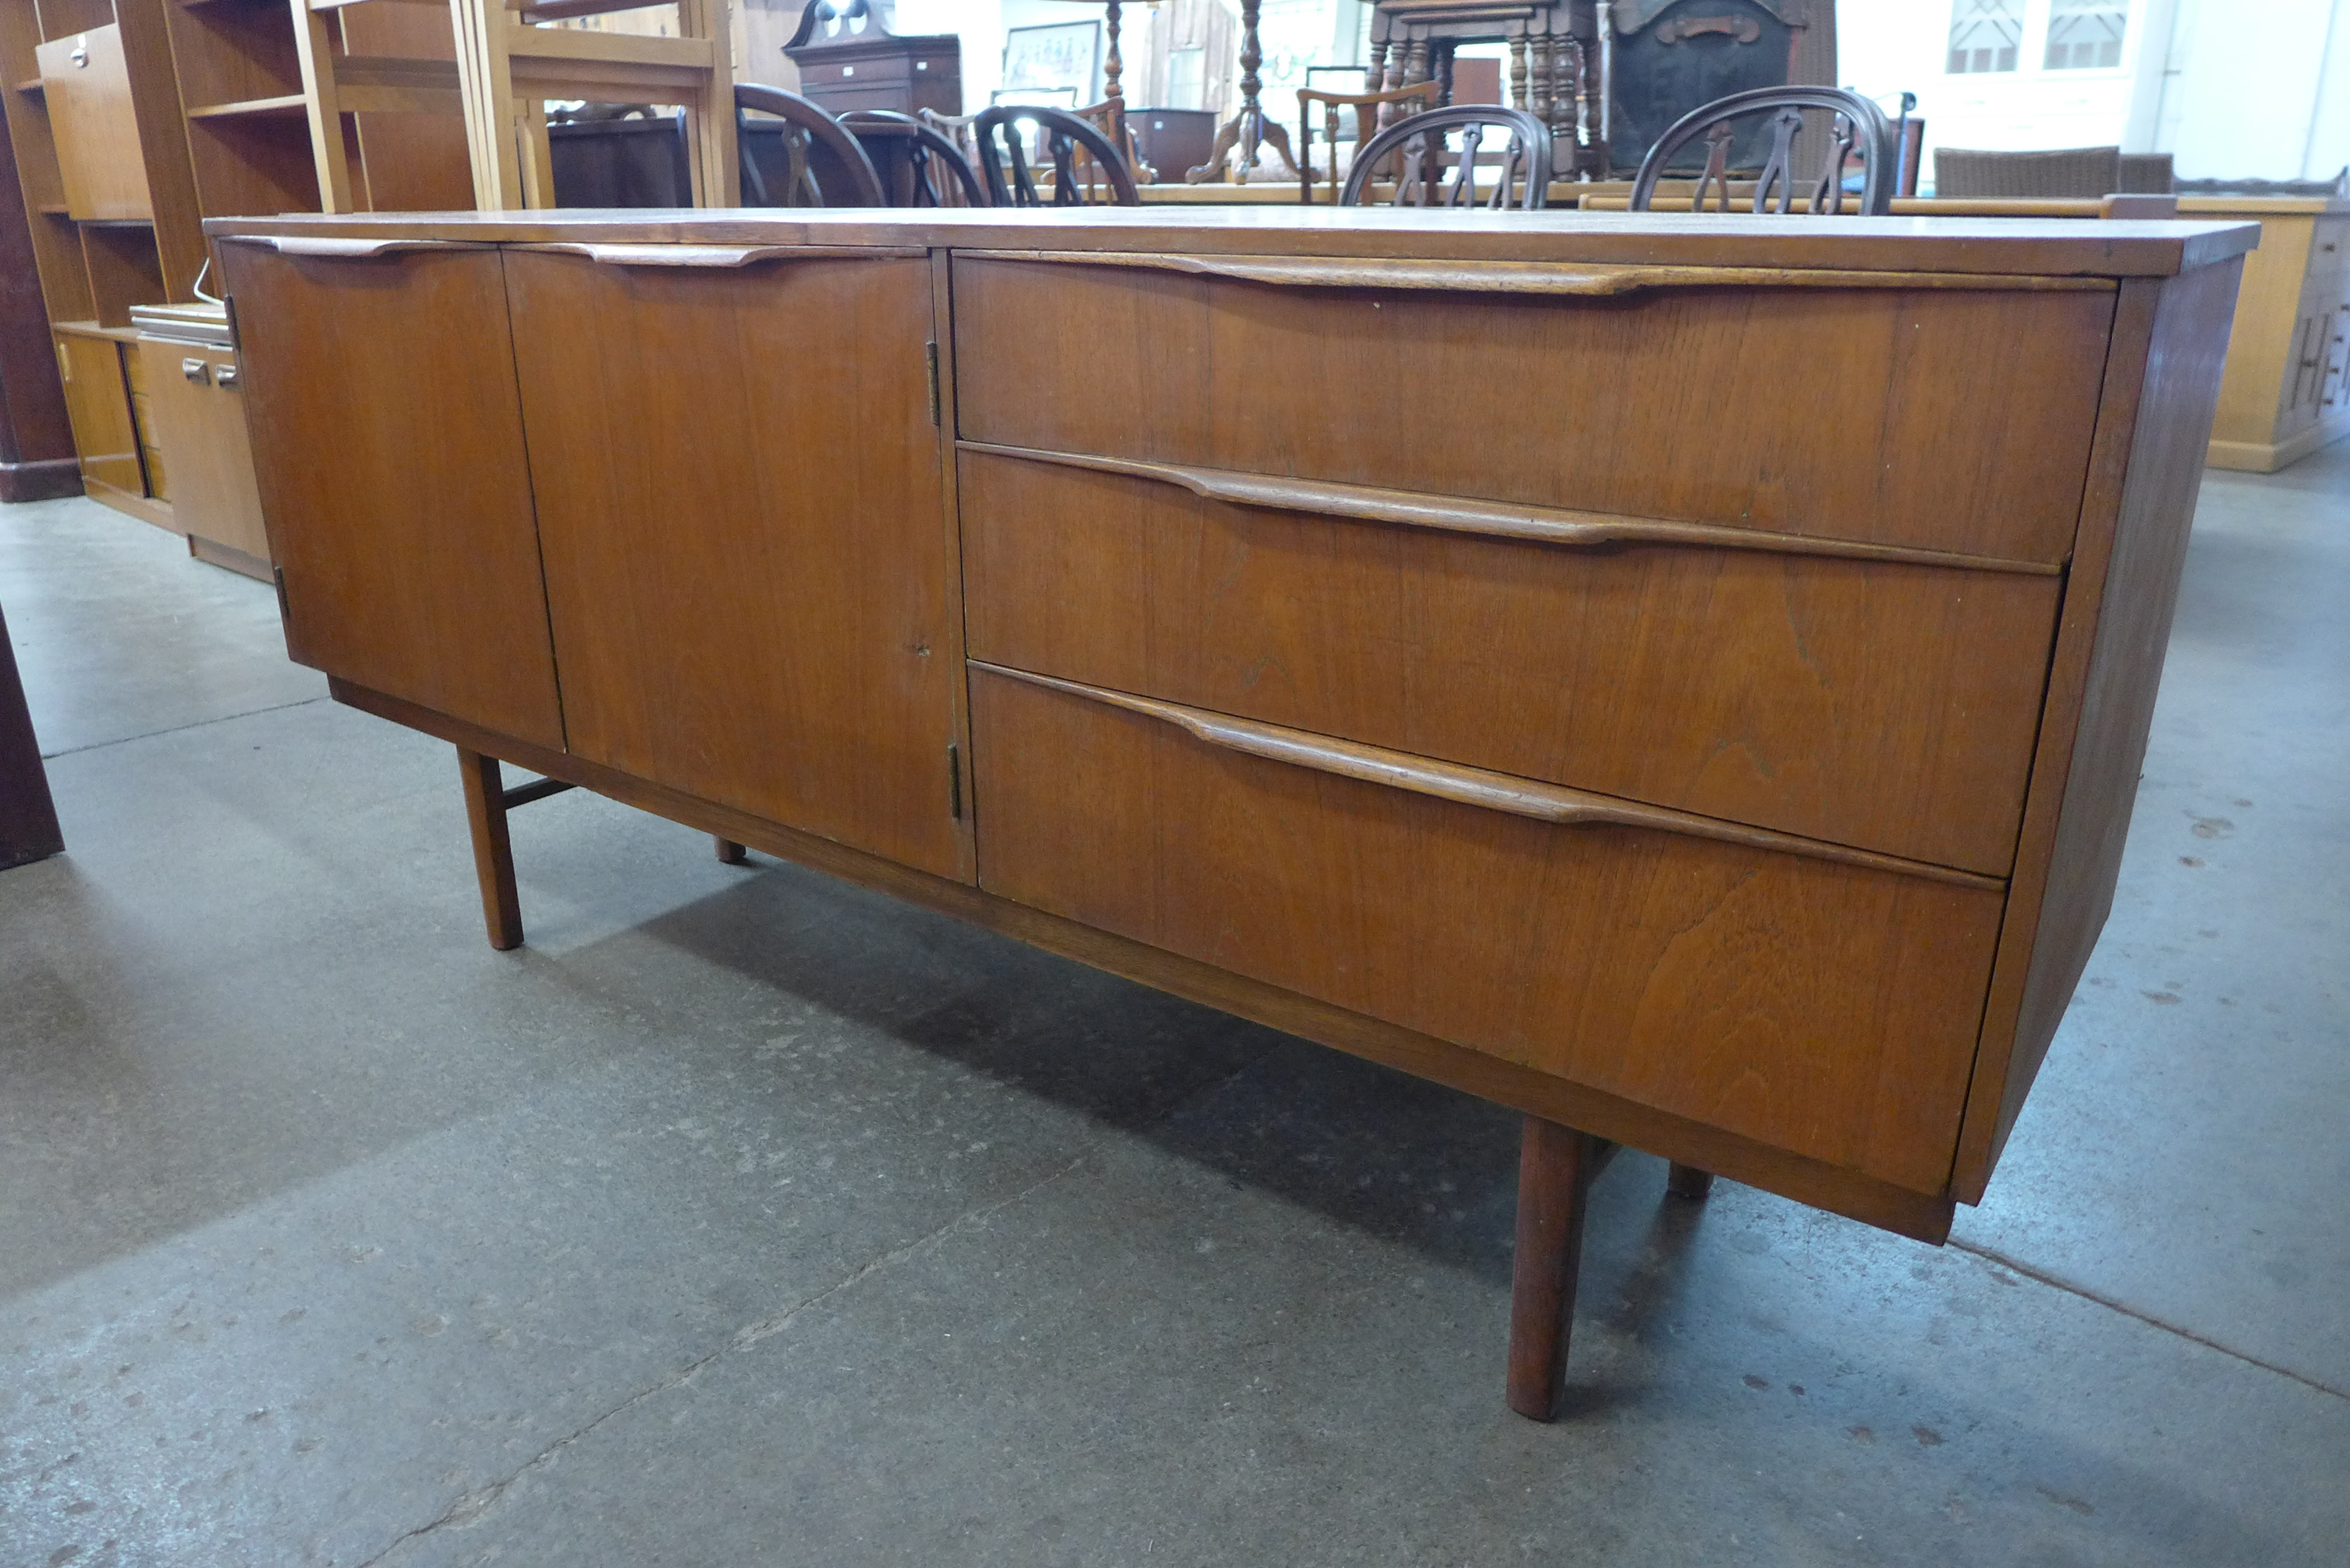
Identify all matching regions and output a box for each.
[207,207,2254,1417]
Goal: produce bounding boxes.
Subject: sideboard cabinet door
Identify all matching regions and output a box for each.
[500,248,964,880]
[218,241,564,751]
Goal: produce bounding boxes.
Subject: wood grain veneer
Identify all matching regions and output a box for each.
[215,240,560,748]
[967,666,2004,1195]
[950,253,2117,565]
[959,447,2061,874]
[499,248,968,880]
[208,206,2250,1245]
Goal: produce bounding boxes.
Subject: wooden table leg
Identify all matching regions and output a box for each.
[1667,1162,1717,1201]
[714,835,749,864]
[457,746,524,951]
[0,600,63,871]
[1507,1116,1612,1421]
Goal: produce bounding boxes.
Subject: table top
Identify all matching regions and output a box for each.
[207,206,2261,279]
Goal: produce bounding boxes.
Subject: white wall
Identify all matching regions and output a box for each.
[2154,0,2350,179]
[1840,0,2350,187]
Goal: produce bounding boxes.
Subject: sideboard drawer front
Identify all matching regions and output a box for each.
[950,254,2116,566]
[961,447,2059,875]
[970,668,2003,1194]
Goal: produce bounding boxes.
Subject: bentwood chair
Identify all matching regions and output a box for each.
[970,105,1141,207]
[1297,80,1441,203]
[1339,105,1552,210]
[1631,86,1897,215]
[736,85,885,208]
[843,111,988,207]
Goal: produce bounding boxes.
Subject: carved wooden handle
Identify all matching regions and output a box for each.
[958,443,2065,577]
[223,237,496,258]
[518,243,927,266]
[977,665,2004,892]
[959,249,2113,296]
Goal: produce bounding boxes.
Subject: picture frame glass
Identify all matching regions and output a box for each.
[1001,20,1102,102]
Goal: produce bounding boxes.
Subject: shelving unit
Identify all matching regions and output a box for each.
[0,0,199,521]
[0,0,470,549]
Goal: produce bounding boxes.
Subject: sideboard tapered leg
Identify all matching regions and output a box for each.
[714,836,749,864]
[1507,1117,1611,1421]
[457,747,524,951]
[1667,1163,1716,1201]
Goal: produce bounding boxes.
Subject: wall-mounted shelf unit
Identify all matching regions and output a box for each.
[0,0,470,556]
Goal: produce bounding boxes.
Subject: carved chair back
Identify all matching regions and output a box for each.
[1296,80,1441,203]
[736,83,886,207]
[842,110,988,207]
[1631,86,1896,216]
[969,105,1141,207]
[1339,105,1552,210]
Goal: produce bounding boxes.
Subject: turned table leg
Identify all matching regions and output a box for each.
[714,836,749,864]
[1507,1116,1616,1421]
[457,746,524,951]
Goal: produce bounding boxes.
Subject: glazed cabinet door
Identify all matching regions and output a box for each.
[500,246,965,880]
[217,240,563,750]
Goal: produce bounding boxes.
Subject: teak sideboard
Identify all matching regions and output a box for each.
[208,207,2254,1419]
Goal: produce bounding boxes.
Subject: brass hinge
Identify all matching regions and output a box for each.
[271,565,291,621]
[947,741,962,819]
[925,339,940,427]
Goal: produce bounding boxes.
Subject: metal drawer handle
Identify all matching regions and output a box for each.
[961,443,2066,577]
[215,363,238,390]
[223,236,496,258]
[978,665,2005,892]
[181,357,211,385]
[514,242,927,267]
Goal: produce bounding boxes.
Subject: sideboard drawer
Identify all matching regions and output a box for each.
[969,666,2005,1195]
[960,446,2060,875]
[950,253,2118,566]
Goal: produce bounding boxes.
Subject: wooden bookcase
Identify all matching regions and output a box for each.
[0,0,468,544]
[1,0,202,523]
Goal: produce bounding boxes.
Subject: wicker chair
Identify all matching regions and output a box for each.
[1932,145,2120,200]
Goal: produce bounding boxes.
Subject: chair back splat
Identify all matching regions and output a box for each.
[1631,86,1897,216]
[970,105,1142,207]
[1339,105,1553,210]
[843,110,988,207]
[736,84,886,208]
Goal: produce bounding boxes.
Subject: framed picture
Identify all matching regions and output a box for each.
[1001,20,1101,103]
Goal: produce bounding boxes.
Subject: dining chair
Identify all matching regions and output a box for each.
[969,105,1141,207]
[842,111,988,207]
[1339,105,1552,210]
[736,84,886,208]
[1631,86,1896,215]
[1297,80,1441,204]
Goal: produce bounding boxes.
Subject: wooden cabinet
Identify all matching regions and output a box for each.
[39,23,152,220]
[500,246,966,879]
[209,208,2252,1412]
[53,326,140,493]
[215,238,559,749]
[784,32,961,120]
[2183,197,2350,471]
[133,302,267,572]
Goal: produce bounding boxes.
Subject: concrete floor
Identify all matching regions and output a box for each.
[1,449,2344,1567]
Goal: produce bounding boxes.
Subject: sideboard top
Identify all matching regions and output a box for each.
[203,206,2260,279]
